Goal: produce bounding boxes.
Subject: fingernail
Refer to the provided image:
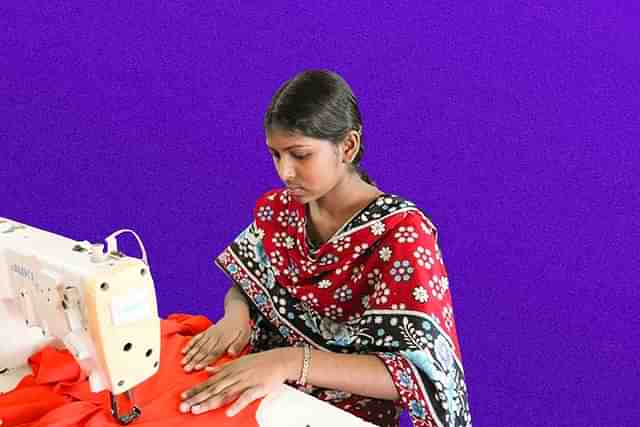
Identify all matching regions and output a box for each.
[180,403,189,413]
[184,365,192,372]
[226,409,235,417]
[192,405,200,414]
[195,364,201,370]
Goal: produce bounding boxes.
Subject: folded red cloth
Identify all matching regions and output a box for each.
[0,314,259,427]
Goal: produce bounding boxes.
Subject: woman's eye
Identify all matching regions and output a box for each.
[269,151,309,160]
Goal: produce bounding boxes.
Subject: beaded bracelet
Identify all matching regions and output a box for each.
[297,344,311,386]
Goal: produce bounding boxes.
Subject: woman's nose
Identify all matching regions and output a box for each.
[279,158,296,180]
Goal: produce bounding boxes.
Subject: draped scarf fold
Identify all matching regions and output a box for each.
[215,188,472,427]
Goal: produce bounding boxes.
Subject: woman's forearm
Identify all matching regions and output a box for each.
[223,283,250,321]
[282,347,399,401]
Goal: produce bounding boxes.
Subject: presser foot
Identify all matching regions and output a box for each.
[110,390,142,425]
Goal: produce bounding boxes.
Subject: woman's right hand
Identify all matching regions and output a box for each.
[180,313,251,372]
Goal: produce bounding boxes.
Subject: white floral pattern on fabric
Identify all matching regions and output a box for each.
[257,205,274,222]
[317,279,333,289]
[279,190,291,205]
[215,189,472,427]
[413,286,430,303]
[429,275,449,300]
[420,221,434,235]
[395,226,419,243]
[283,264,300,284]
[270,249,284,266]
[301,292,320,308]
[371,221,386,236]
[389,260,415,282]
[333,236,351,252]
[413,246,435,270]
[372,280,390,305]
[350,265,364,283]
[277,209,298,228]
[284,235,296,249]
[379,246,392,262]
[366,268,383,288]
[319,253,339,266]
[334,284,353,302]
[335,260,352,276]
[352,243,369,259]
[324,304,344,320]
[272,231,289,248]
[443,305,454,330]
[299,259,318,274]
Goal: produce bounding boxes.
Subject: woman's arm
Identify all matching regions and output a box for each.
[224,286,399,400]
[281,347,399,401]
[222,283,250,322]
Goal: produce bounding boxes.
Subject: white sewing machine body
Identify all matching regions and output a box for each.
[0,217,161,397]
[0,218,377,426]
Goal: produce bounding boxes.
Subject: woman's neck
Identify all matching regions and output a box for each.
[308,173,383,226]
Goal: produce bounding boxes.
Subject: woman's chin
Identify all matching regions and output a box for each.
[289,188,308,200]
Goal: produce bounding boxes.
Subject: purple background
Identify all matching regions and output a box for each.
[1,2,638,426]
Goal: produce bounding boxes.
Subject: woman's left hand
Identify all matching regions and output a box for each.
[179,347,298,417]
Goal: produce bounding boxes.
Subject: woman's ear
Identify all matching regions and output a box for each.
[342,130,361,163]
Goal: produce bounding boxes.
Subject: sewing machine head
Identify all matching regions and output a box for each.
[0,217,161,406]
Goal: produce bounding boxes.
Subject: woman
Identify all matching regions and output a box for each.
[179,70,472,427]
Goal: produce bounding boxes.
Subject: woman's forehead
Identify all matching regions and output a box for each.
[265,130,326,150]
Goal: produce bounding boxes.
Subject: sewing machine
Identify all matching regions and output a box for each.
[0,217,160,424]
[0,218,376,427]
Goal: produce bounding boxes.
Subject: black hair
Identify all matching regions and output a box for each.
[263,69,375,186]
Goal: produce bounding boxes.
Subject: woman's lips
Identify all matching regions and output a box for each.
[288,187,305,196]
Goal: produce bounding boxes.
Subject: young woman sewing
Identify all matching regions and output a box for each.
[178,70,472,427]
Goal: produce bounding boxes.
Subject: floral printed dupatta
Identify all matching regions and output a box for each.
[215,189,472,427]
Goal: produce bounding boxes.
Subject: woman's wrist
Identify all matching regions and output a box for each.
[223,285,251,322]
[221,300,250,325]
[280,347,306,383]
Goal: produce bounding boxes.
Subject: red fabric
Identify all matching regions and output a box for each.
[0,314,259,427]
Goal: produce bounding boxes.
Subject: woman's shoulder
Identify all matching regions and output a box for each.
[380,192,439,237]
[252,188,295,219]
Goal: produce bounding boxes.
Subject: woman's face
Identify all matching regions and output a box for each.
[266,130,349,203]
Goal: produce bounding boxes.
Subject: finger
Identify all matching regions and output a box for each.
[184,336,219,371]
[182,332,204,355]
[180,385,219,413]
[193,329,240,368]
[182,334,211,366]
[181,366,231,401]
[226,386,266,417]
[182,371,241,414]
[181,378,215,402]
[191,388,240,415]
[197,379,249,413]
[228,332,249,356]
[197,344,236,368]
[205,365,221,374]
[204,369,242,397]
[191,340,227,370]
[191,382,247,414]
